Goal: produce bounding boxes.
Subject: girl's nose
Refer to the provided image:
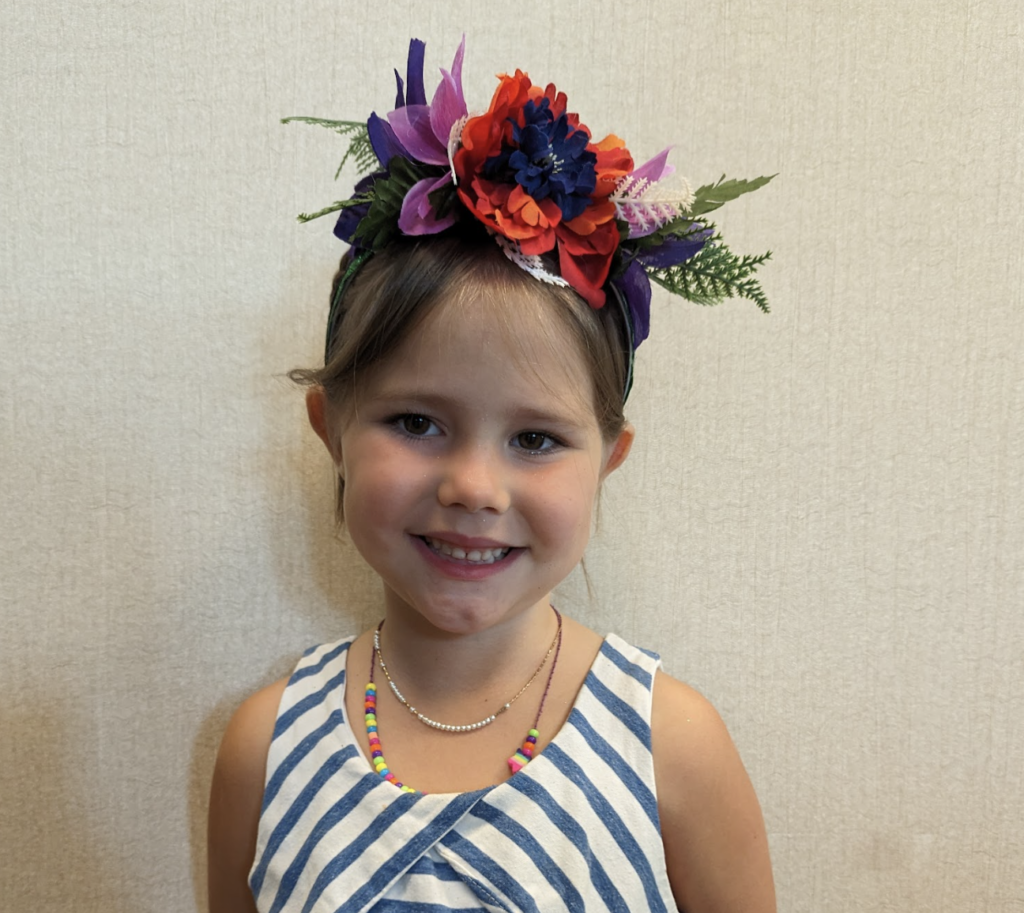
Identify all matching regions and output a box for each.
[436,446,511,514]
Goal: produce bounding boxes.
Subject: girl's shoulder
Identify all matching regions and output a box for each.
[210,632,361,798]
[209,634,361,827]
[651,672,776,912]
[215,677,290,780]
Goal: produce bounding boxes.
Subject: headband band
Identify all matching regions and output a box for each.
[325,248,374,364]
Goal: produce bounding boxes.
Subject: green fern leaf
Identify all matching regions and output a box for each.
[281,117,378,177]
[296,195,372,224]
[649,236,773,313]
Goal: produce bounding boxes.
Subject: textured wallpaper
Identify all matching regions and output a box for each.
[1,1,1022,911]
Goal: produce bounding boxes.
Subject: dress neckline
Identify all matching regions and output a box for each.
[335,632,624,799]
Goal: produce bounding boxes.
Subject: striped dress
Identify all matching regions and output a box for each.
[249,634,677,913]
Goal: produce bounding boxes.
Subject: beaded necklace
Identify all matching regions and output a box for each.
[374,614,560,732]
[363,608,563,793]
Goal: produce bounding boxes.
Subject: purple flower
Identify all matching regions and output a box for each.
[370,37,467,235]
[613,260,652,349]
[636,233,708,269]
[387,36,466,166]
[334,173,378,245]
[615,224,710,349]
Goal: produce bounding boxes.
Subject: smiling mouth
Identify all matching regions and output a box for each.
[421,536,512,564]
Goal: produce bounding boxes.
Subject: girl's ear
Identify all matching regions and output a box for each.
[306,387,342,465]
[601,423,635,480]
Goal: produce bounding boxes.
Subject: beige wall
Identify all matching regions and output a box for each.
[2,1,1021,910]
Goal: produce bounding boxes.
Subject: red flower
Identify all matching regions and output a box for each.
[453,71,633,307]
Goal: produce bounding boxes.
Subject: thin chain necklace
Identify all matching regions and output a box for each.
[373,610,561,732]
[363,607,563,793]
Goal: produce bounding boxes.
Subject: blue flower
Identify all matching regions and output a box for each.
[483,98,598,221]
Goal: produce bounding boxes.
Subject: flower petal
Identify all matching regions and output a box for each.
[334,174,378,243]
[367,112,408,168]
[388,105,447,165]
[398,174,457,235]
[628,146,676,185]
[450,33,465,87]
[591,136,634,197]
[430,70,468,153]
[555,221,620,307]
[393,69,405,109]
[563,199,617,236]
[637,235,708,269]
[404,39,427,107]
[429,35,467,145]
[613,260,652,348]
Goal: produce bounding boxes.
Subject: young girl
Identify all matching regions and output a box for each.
[208,39,775,913]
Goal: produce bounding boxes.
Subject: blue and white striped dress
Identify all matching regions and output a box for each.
[249,634,676,912]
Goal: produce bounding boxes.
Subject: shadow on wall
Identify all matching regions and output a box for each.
[0,700,138,912]
[188,691,244,913]
[255,254,382,637]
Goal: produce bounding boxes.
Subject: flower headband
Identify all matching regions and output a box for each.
[287,37,774,395]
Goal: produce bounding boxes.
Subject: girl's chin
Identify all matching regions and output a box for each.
[381,591,551,639]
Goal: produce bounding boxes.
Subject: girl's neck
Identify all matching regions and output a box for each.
[374,598,558,699]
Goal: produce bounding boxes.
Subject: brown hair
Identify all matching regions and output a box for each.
[290,229,631,520]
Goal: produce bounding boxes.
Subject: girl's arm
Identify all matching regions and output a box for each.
[652,673,776,913]
[207,679,287,913]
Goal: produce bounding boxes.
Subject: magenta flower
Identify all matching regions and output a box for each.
[379,37,467,234]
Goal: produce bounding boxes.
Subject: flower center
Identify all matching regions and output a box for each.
[483,98,598,221]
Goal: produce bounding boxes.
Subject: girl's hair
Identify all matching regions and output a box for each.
[290,229,631,521]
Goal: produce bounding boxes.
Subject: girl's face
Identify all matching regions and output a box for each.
[314,287,632,637]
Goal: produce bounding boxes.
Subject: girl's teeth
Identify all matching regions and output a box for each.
[425,537,510,563]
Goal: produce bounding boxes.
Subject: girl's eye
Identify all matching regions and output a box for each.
[396,414,438,436]
[513,431,558,453]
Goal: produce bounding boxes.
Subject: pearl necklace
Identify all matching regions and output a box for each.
[372,608,562,732]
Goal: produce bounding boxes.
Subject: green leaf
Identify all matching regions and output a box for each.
[427,180,458,219]
[353,156,425,250]
[688,174,776,218]
[296,195,372,224]
[281,116,377,176]
[649,235,773,313]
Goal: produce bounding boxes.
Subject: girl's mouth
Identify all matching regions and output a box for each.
[421,536,512,565]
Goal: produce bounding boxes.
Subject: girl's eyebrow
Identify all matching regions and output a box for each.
[364,388,456,410]
[369,387,591,429]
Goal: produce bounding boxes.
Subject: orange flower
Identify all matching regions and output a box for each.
[453,69,633,307]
